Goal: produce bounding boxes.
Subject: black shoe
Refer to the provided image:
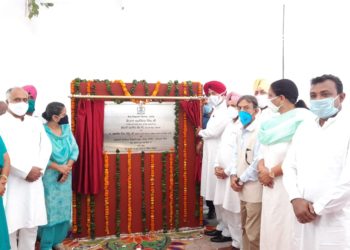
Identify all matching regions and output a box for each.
[204,230,222,237]
[207,209,216,219]
[210,235,232,243]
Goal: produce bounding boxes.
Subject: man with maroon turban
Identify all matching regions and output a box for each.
[196,81,232,242]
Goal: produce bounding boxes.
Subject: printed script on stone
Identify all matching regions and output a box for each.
[103,101,176,153]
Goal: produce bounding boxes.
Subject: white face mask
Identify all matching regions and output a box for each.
[267,97,282,113]
[227,106,239,119]
[208,95,223,107]
[8,102,28,117]
[256,94,269,108]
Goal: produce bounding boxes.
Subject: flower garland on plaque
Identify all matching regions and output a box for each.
[150,153,156,231]
[127,149,133,234]
[104,153,110,235]
[161,151,168,232]
[115,149,121,236]
[182,81,188,223]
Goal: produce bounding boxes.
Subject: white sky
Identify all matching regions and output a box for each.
[0,0,349,115]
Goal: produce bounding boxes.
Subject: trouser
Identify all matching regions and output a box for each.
[223,208,242,248]
[215,205,230,237]
[10,227,38,250]
[240,201,262,250]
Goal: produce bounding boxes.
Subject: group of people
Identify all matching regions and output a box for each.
[0,86,79,250]
[198,75,350,250]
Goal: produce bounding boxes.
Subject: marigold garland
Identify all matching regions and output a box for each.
[90,195,96,239]
[150,153,156,231]
[86,195,91,238]
[141,151,147,233]
[76,193,82,234]
[197,82,203,225]
[174,81,180,231]
[169,149,174,229]
[104,153,110,235]
[161,152,168,232]
[72,192,77,233]
[87,81,91,95]
[117,80,161,103]
[182,82,188,223]
[127,148,133,234]
[115,149,121,236]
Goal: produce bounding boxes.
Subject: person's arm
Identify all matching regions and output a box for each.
[0,153,10,184]
[239,141,261,183]
[312,140,350,215]
[198,113,229,139]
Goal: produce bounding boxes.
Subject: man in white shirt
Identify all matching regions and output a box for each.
[0,87,52,250]
[231,95,262,250]
[283,74,350,250]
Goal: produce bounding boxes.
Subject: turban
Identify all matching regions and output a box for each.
[22,85,37,100]
[253,79,269,93]
[203,81,226,96]
[226,92,241,106]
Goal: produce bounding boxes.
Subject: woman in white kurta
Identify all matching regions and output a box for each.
[257,79,314,250]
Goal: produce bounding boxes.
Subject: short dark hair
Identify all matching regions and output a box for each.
[311,74,343,94]
[237,95,259,109]
[42,102,65,121]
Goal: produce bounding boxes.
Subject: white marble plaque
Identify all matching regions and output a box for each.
[104,101,175,153]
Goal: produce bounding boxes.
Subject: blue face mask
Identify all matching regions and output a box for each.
[310,96,339,119]
[239,111,253,126]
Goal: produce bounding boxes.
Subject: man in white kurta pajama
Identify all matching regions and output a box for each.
[0,87,52,250]
[283,75,350,250]
[197,81,231,239]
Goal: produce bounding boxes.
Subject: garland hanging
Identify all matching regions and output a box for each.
[90,195,96,239]
[87,81,92,95]
[104,153,110,235]
[182,82,188,223]
[115,149,121,236]
[127,148,133,234]
[161,151,168,232]
[169,149,174,229]
[188,80,195,96]
[76,193,82,234]
[86,195,91,238]
[174,80,180,231]
[197,82,204,225]
[72,192,77,233]
[141,151,147,233]
[150,153,156,231]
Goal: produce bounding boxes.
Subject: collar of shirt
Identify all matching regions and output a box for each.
[241,118,258,133]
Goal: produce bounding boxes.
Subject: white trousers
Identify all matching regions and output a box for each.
[223,208,242,248]
[215,205,230,237]
[10,227,38,250]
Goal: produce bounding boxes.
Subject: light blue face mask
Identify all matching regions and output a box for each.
[239,111,253,126]
[310,96,339,119]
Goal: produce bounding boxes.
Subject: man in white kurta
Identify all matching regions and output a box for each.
[197,81,231,236]
[0,87,52,250]
[283,75,350,250]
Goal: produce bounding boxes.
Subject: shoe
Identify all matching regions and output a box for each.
[207,209,216,219]
[204,229,222,237]
[210,235,232,243]
[218,246,240,250]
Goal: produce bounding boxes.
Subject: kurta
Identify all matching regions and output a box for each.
[0,136,10,250]
[283,110,350,250]
[42,124,79,226]
[222,120,241,214]
[0,113,52,234]
[199,101,230,201]
[214,120,240,207]
[260,142,294,250]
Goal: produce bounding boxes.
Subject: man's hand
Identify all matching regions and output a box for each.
[215,167,228,179]
[291,198,317,224]
[25,167,42,182]
[258,165,274,187]
[196,141,203,154]
[231,175,243,192]
[195,127,202,137]
[0,183,5,196]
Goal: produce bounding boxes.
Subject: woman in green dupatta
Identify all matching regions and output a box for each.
[38,102,79,250]
[0,136,10,250]
[257,79,315,250]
